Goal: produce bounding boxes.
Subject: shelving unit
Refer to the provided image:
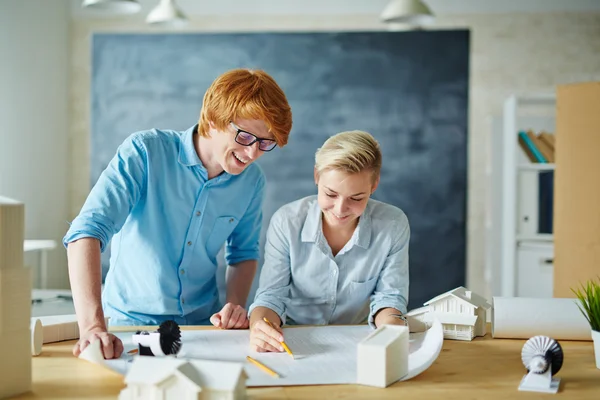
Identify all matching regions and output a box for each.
[487,94,556,298]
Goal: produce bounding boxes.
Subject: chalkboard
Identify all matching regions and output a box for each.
[91,31,469,310]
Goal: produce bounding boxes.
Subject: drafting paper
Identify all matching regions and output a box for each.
[492,297,591,341]
[105,322,443,386]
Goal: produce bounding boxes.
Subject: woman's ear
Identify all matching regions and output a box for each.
[208,120,216,129]
[314,167,319,186]
[371,174,380,194]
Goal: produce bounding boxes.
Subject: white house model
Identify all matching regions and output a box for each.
[356,325,409,388]
[424,286,491,341]
[0,197,32,398]
[119,356,247,400]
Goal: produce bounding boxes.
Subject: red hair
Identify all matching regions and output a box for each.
[198,69,292,146]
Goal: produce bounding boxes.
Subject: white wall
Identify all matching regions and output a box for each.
[68,11,600,300]
[0,0,70,288]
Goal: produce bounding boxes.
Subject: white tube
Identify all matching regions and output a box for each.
[492,297,591,341]
[31,318,43,356]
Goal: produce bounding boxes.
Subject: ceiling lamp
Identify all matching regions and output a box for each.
[81,0,141,14]
[380,0,435,26]
[146,0,189,27]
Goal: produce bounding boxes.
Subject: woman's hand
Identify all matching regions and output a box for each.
[249,318,285,353]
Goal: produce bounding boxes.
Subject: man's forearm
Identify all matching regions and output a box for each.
[67,238,107,332]
[225,259,257,306]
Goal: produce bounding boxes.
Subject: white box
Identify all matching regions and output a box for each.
[0,268,31,334]
[0,328,32,398]
[0,197,24,271]
[357,325,409,388]
[37,314,110,343]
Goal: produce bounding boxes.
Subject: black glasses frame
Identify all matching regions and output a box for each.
[230,122,277,152]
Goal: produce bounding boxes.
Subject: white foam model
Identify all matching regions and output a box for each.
[0,197,32,399]
[119,357,247,400]
[34,314,110,344]
[357,325,409,388]
[30,319,43,356]
[423,286,491,341]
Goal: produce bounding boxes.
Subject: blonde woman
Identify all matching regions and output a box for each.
[247,130,410,353]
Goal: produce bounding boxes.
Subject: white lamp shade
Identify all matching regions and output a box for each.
[380,0,434,25]
[82,0,141,14]
[146,0,188,27]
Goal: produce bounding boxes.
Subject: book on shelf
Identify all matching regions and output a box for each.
[538,171,554,234]
[517,130,555,164]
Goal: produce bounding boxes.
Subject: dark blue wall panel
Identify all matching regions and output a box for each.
[91,31,469,310]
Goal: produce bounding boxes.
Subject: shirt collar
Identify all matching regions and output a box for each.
[177,125,233,185]
[301,200,322,243]
[178,125,204,168]
[354,201,372,249]
[300,198,373,249]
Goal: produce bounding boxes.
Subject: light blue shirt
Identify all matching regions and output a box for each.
[63,125,265,326]
[249,195,409,328]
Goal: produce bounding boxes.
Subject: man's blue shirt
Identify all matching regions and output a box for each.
[63,125,265,325]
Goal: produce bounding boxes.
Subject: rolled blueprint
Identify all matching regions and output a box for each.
[492,297,591,341]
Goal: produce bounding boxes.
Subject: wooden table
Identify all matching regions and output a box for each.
[15,326,600,399]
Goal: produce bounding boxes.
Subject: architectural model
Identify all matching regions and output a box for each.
[0,197,32,398]
[424,286,491,341]
[35,314,109,344]
[119,356,247,400]
[356,325,409,388]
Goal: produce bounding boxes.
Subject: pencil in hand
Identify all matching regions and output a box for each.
[263,317,295,359]
[246,356,280,378]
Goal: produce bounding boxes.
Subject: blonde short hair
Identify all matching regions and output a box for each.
[315,130,382,182]
[198,68,292,147]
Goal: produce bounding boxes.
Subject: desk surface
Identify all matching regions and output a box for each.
[15,326,600,399]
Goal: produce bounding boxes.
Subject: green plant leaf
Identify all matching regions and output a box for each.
[571,277,600,331]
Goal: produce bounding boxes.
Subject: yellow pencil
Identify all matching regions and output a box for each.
[263,317,295,359]
[246,356,280,378]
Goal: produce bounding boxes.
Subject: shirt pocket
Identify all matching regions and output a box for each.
[347,276,378,300]
[206,216,239,256]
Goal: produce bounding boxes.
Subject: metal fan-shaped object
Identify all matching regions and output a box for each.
[518,335,563,394]
[132,320,182,357]
[521,335,563,375]
[158,320,182,355]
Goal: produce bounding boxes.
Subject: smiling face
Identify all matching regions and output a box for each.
[207,118,273,175]
[315,168,379,231]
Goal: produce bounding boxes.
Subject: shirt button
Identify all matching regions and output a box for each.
[187,241,192,246]
[180,269,185,275]
[196,211,201,216]
[182,298,185,304]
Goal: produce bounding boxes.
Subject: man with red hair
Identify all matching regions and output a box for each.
[64,69,292,359]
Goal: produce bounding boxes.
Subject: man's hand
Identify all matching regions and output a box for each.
[249,318,285,353]
[210,302,249,329]
[73,328,124,359]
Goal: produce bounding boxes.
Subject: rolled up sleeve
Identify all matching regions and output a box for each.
[368,215,410,328]
[248,209,291,324]
[224,171,265,266]
[63,135,147,252]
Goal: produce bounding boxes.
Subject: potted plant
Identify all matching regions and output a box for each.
[572,277,600,369]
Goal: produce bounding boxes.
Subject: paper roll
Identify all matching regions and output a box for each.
[492,297,592,341]
[31,318,43,356]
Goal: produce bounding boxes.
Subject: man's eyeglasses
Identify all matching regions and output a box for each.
[230,122,277,152]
